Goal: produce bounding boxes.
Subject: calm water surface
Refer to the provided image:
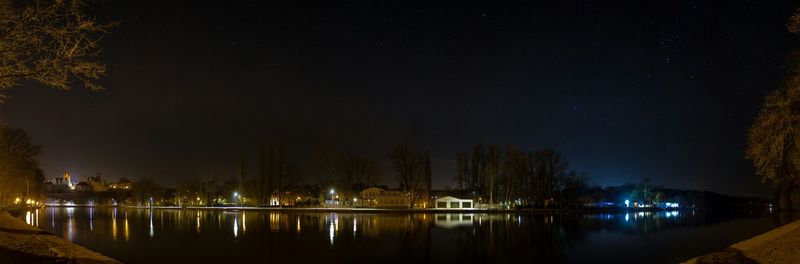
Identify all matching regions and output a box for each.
[19,207,796,263]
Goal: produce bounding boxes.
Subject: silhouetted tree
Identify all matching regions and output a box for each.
[310,147,381,200]
[455,152,468,191]
[392,145,429,208]
[259,145,266,205]
[456,144,580,208]
[132,177,161,206]
[531,148,571,207]
[0,126,42,203]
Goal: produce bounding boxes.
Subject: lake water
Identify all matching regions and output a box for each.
[19,207,796,263]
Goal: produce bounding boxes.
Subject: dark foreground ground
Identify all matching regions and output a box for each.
[0,210,120,264]
[689,219,800,264]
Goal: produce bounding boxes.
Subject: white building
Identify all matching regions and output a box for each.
[434,196,474,209]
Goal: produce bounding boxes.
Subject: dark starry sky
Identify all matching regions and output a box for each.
[1,0,797,197]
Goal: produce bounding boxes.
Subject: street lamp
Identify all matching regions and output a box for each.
[329,189,336,207]
[233,192,239,207]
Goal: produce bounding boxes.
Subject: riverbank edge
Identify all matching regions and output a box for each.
[0,210,121,264]
[48,205,686,214]
[683,219,800,263]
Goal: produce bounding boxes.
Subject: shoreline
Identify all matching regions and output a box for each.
[685,218,800,263]
[0,210,120,264]
[43,205,693,214]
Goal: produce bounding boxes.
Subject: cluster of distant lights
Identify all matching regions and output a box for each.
[13,197,41,206]
[623,199,679,208]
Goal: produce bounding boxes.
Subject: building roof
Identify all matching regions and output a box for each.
[435,196,472,201]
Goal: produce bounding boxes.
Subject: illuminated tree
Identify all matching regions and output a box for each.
[746,9,800,210]
[0,0,115,100]
[747,74,800,186]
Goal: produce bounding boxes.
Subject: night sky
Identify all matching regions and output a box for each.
[1,0,796,197]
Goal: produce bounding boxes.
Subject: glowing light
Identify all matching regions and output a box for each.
[625,213,630,222]
[624,200,630,208]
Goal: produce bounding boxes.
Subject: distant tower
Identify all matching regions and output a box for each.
[63,172,74,189]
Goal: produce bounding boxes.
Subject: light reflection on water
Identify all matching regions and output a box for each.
[66,207,74,241]
[112,208,117,241]
[148,209,153,238]
[233,215,238,238]
[20,207,795,264]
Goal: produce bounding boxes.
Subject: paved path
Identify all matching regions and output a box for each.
[686,219,800,264]
[0,211,120,264]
